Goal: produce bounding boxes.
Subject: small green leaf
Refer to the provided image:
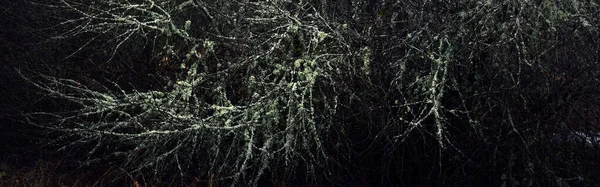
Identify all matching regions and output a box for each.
[294,59,303,68]
[317,31,328,42]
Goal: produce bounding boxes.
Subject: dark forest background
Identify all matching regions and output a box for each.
[1,0,600,186]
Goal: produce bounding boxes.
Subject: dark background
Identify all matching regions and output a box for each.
[1,0,600,186]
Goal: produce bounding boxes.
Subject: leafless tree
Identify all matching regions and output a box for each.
[13,0,600,186]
